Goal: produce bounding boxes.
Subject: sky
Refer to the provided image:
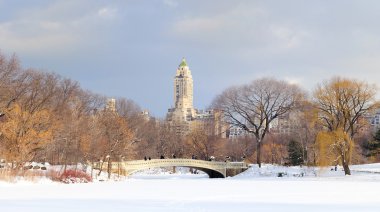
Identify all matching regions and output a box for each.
[1,0,380,117]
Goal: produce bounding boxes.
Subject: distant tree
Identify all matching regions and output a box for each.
[317,129,353,170]
[95,110,135,178]
[186,126,216,160]
[260,134,287,165]
[1,103,54,164]
[313,77,378,175]
[0,53,23,111]
[116,98,144,131]
[364,129,380,158]
[284,101,321,166]
[0,51,149,174]
[0,71,59,166]
[213,78,304,167]
[298,102,321,166]
[287,140,305,166]
[224,136,255,162]
[133,118,160,159]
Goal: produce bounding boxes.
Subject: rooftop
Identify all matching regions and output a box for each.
[179,58,188,67]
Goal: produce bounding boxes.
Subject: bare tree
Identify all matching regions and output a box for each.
[0,52,150,175]
[224,136,255,162]
[94,110,135,178]
[134,118,163,159]
[186,126,214,160]
[0,70,60,165]
[153,121,183,159]
[213,78,304,167]
[313,77,378,175]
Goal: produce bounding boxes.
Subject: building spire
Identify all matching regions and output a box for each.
[179,57,188,67]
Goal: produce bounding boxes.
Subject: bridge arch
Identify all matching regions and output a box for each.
[99,159,248,179]
[128,164,225,178]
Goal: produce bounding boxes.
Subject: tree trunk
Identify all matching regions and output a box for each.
[257,139,262,168]
[98,156,106,176]
[117,162,120,178]
[342,161,351,175]
[63,159,68,172]
[91,162,94,179]
[107,157,112,179]
[342,141,352,175]
[271,138,274,164]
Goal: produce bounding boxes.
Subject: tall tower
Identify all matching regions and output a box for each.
[166,58,228,138]
[167,58,196,135]
[174,58,194,109]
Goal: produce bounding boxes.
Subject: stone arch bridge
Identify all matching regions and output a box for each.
[94,159,248,178]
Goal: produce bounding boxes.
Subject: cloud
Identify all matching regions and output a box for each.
[97,7,118,20]
[0,1,120,56]
[173,16,225,36]
[284,77,303,86]
[39,21,62,30]
[269,25,311,49]
[168,1,380,94]
[170,3,311,55]
[337,55,380,83]
[163,0,178,8]
[3,0,380,116]
[0,20,78,54]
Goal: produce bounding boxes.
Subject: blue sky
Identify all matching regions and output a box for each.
[1,0,380,117]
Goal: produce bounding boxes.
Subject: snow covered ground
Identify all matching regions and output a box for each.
[1,164,380,211]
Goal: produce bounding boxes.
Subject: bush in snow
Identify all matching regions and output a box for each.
[50,169,92,184]
[1,168,49,183]
[61,169,92,183]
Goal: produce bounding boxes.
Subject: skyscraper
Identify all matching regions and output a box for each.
[167,58,196,135]
[174,58,194,111]
[167,58,228,138]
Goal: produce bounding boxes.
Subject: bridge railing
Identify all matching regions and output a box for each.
[92,159,248,172]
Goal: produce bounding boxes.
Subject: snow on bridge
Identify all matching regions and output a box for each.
[94,159,249,178]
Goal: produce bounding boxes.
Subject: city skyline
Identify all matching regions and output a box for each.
[1,1,380,117]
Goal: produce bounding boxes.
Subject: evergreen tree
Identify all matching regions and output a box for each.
[287,140,305,166]
[365,129,380,157]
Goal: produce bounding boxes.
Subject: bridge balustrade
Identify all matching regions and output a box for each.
[92,159,248,178]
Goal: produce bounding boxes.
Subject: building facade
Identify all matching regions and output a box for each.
[167,58,196,124]
[166,58,227,137]
[105,98,116,112]
[166,58,195,136]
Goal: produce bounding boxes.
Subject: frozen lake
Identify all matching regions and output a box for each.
[1,164,380,211]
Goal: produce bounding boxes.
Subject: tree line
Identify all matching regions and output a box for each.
[213,77,379,175]
[1,51,380,176]
[0,52,246,172]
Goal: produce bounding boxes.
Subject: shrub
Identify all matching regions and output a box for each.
[59,169,92,184]
[46,170,61,182]
[0,169,17,183]
[0,169,47,182]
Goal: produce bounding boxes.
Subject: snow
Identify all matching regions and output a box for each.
[1,164,380,211]
[351,163,380,173]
